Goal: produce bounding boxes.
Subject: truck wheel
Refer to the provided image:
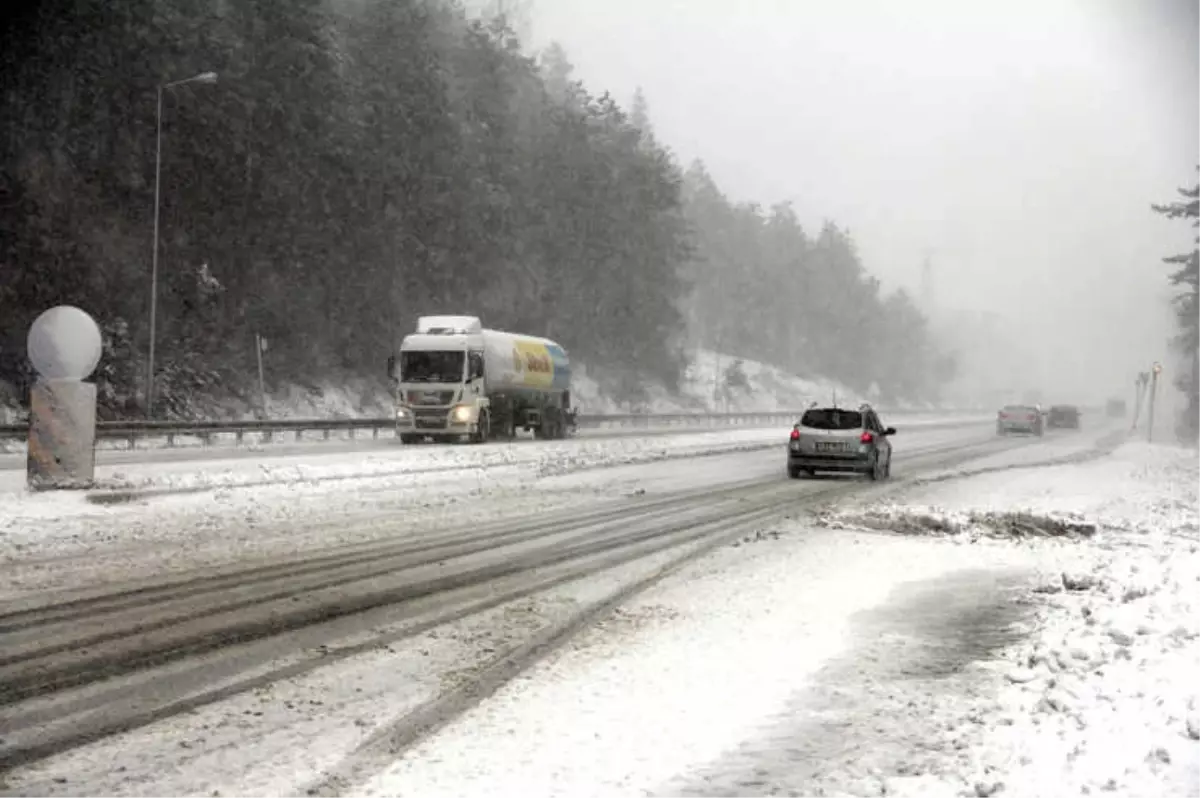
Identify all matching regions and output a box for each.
[472,412,491,444]
[788,466,801,479]
[400,434,421,444]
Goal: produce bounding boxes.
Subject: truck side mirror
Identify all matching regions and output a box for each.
[386,355,397,380]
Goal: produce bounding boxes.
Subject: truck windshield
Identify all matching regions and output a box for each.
[400,351,464,383]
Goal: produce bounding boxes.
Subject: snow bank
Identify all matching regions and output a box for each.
[570,348,877,415]
[0,347,875,428]
[0,345,947,458]
[826,441,1200,797]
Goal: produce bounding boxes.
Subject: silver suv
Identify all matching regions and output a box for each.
[787,404,896,480]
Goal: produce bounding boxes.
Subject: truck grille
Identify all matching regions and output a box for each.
[413,410,447,430]
[407,390,455,405]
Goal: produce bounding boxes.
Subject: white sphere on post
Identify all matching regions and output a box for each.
[25,306,103,490]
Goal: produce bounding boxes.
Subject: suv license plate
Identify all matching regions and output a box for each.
[815,442,844,452]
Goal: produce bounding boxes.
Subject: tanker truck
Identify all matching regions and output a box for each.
[386,315,576,444]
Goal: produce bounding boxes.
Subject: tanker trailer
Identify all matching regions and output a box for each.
[388,315,575,444]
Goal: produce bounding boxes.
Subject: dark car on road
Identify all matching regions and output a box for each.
[1105,398,1127,418]
[1047,404,1081,430]
[787,404,895,480]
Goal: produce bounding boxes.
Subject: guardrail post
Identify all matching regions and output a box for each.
[264,430,273,444]
[295,429,302,442]
[167,432,175,447]
[129,430,136,449]
[372,425,379,440]
[323,428,330,441]
[349,427,356,441]
[236,430,243,445]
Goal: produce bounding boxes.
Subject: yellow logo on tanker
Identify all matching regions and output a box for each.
[512,341,554,388]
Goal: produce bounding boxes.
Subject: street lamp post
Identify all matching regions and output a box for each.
[146,71,218,418]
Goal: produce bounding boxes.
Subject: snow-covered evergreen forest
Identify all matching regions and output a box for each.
[0,0,955,418]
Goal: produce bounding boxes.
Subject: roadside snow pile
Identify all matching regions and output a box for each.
[860,441,1200,798]
[821,506,1099,541]
[977,532,1200,792]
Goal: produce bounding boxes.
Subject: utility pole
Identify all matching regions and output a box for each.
[1147,362,1162,443]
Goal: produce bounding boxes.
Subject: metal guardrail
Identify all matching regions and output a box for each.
[0,408,979,449]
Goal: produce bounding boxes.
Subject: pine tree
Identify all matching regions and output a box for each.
[1152,180,1200,442]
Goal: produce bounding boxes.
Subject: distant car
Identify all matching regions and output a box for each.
[1105,398,1127,418]
[1047,404,1081,429]
[997,404,1044,436]
[787,404,895,480]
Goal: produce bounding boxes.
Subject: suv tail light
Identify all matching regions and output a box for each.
[789,428,800,441]
[860,431,874,444]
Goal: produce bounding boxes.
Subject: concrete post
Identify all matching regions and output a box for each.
[25,306,102,491]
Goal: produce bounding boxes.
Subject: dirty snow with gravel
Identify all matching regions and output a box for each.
[348,438,1198,798]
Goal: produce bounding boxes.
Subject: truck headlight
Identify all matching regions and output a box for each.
[452,405,472,423]
[396,408,410,420]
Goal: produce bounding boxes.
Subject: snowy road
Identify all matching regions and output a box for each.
[0,419,1137,796]
[0,421,781,471]
[0,412,989,473]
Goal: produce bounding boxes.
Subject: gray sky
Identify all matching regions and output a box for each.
[521,0,1198,403]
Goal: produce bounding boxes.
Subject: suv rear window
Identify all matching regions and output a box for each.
[800,409,863,430]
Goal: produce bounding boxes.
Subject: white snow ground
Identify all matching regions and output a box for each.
[2,421,1166,798]
[342,437,1198,798]
[0,422,1009,797]
[0,420,993,600]
[0,413,984,518]
[854,440,1200,798]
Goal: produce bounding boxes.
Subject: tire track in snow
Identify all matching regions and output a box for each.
[0,430,1040,780]
[662,569,1039,797]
